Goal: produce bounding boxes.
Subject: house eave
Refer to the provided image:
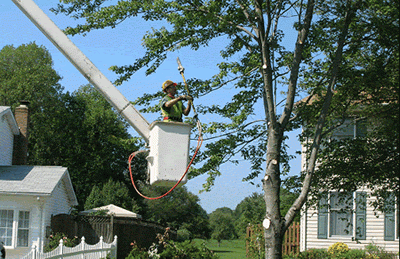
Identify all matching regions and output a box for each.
[0,191,51,197]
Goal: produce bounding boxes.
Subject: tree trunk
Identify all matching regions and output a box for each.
[263,127,284,259]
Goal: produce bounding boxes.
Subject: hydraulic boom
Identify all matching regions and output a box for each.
[12,0,150,142]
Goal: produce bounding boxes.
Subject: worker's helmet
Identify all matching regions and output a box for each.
[162,80,177,91]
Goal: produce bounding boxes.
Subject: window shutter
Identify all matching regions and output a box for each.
[355,192,366,240]
[384,194,395,241]
[318,197,328,239]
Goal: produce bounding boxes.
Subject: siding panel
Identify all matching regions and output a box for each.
[302,193,399,253]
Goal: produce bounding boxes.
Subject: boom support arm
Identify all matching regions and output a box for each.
[12,0,150,142]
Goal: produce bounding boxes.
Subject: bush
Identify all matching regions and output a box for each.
[177,228,192,242]
[246,224,265,259]
[126,228,218,259]
[284,243,398,259]
[297,248,330,259]
[365,243,398,259]
[328,242,350,258]
[341,249,366,259]
[44,233,78,252]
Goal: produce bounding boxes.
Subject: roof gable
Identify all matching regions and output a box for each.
[0,106,19,135]
[0,166,78,205]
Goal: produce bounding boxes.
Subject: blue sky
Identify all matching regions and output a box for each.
[1,0,302,213]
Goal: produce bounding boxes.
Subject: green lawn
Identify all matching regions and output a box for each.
[194,239,247,259]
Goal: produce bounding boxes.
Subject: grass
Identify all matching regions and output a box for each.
[193,239,247,259]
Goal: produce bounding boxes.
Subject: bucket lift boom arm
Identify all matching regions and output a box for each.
[12,0,150,143]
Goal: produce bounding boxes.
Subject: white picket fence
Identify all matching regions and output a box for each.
[21,236,117,259]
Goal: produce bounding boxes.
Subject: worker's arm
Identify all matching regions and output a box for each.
[183,100,192,116]
[165,96,184,108]
[165,95,193,109]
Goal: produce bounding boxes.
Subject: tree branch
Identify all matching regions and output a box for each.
[284,0,361,230]
[279,0,315,128]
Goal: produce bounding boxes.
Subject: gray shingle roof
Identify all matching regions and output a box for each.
[0,106,9,114]
[0,165,69,196]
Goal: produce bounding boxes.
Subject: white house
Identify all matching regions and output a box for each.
[300,117,399,253]
[0,104,78,259]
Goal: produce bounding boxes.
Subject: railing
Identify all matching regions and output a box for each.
[282,222,300,255]
[21,235,117,259]
[246,222,300,258]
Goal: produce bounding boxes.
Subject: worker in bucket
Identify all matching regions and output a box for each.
[161,80,193,122]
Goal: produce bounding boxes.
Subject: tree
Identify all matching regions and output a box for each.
[0,45,144,209]
[296,0,399,210]
[141,185,211,239]
[234,193,265,238]
[209,207,237,246]
[28,84,144,208]
[234,190,299,237]
[0,43,63,110]
[0,42,65,164]
[52,0,398,258]
[85,178,140,212]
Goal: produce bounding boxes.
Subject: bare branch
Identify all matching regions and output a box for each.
[197,67,258,97]
[201,119,267,141]
[279,0,315,128]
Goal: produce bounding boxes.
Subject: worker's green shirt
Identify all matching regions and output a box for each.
[160,95,185,122]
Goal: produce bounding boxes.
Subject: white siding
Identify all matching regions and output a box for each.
[301,193,399,253]
[0,113,14,166]
[0,195,45,259]
[0,180,74,258]
[43,179,73,231]
[300,119,399,253]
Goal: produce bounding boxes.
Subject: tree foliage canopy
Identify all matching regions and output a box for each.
[0,43,144,209]
[84,178,140,213]
[141,185,211,239]
[209,207,237,244]
[50,0,399,256]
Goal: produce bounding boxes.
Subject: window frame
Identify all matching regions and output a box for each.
[384,194,399,241]
[0,209,14,246]
[318,191,366,240]
[0,209,31,248]
[329,192,354,237]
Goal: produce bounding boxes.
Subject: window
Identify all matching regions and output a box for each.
[318,192,366,240]
[330,192,353,236]
[0,210,14,246]
[18,211,30,247]
[334,118,367,140]
[384,194,399,241]
[0,209,30,247]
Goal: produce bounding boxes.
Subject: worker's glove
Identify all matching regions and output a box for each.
[180,95,193,101]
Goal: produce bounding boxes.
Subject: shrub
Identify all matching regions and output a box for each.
[341,249,366,259]
[44,233,78,252]
[328,242,349,258]
[246,224,265,259]
[177,228,192,242]
[297,248,330,259]
[126,228,218,259]
[365,243,398,259]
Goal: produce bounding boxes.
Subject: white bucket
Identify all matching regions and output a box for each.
[147,121,192,186]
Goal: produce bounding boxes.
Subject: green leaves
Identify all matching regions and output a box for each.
[85,178,140,212]
[0,45,144,208]
[141,186,211,239]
